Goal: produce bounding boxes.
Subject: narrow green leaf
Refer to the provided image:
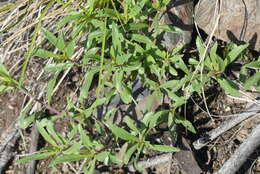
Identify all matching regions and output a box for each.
[244,72,260,90]
[115,71,132,104]
[225,44,248,66]
[45,120,64,145]
[47,71,59,104]
[126,23,148,30]
[79,70,96,104]
[175,116,196,133]
[34,49,60,59]
[217,78,241,97]
[63,142,81,154]
[56,13,84,28]
[36,120,58,147]
[147,110,169,130]
[160,80,179,89]
[57,33,66,51]
[124,144,138,164]
[196,37,207,58]
[66,40,76,58]
[124,116,139,133]
[244,61,260,69]
[79,125,94,148]
[19,111,42,129]
[156,25,182,33]
[50,154,86,166]
[0,63,10,77]
[131,34,153,46]
[96,151,109,162]
[107,123,139,142]
[149,144,179,152]
[18,151,56,164]
[42,28,58,48]
[44,63,74,71]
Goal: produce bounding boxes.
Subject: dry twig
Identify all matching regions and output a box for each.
[25,122,39,174]
[127,153,172,172]
[193,103,260,150]
[0,125,20,173]
[214,123,260,174]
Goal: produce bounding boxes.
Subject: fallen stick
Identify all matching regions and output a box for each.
[26,122,39,174]
[193,103,260,150]
[214,123,260,174]
[127,153,172,172]
[0,126,20,174]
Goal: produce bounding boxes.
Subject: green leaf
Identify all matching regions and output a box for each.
[63,142,81,154]
[0,63,10,77]
[36,120,58,147]
[131,34,153,47]
[124,144,138,164]
[175,116,196,133]
[0,85,14,93]
[149,144,179,152]
[56,13,84,28]
[217,78,241,97]
[84,158,96,174]
[33,49,60,59]
[124,116,139,133]
[119,84,132,104]
[44,63,74,71]
[79,125,94,148]
[196,37,207,58]
[225,44,248,66]
[156,25,182,33]
[45,120,64,145]
[160,80,179,89]
[79,70,97,104]
[18,151,56,164]
[126,22,148,30]
[42,28,58,48]
[19,111,42,129]
[148,110,169,130]
[66,40,76,58]
[244,72,260,90]
[209,43,226,72]
[96,151,110,162]
[47,71,59,104]
[115,71,132,104]
[50,154,86,166]
[107,123,139,142]
[57,33,66,51]
[243,61,260,69]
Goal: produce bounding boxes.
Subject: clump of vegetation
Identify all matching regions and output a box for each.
[0,0,259,173]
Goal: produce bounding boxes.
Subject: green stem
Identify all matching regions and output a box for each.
[96,17,107,98]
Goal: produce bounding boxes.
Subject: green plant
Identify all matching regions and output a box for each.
[0,0,258,173]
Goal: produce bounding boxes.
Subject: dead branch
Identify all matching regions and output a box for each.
[214,123,260,174]
[26,122,39,174]
[127,153,172,172]
[0,126,20,174]
[193,103,260,150]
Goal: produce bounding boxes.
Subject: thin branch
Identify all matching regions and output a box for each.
[26,122,39,174]
[127,153,172,172]
[214,123,260,174]
[193,103,260,150]
[0,126,20,173]
[20,86,61,115]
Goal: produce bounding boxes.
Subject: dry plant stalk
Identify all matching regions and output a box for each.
[193,103,260,150]
[214,122,260,174]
